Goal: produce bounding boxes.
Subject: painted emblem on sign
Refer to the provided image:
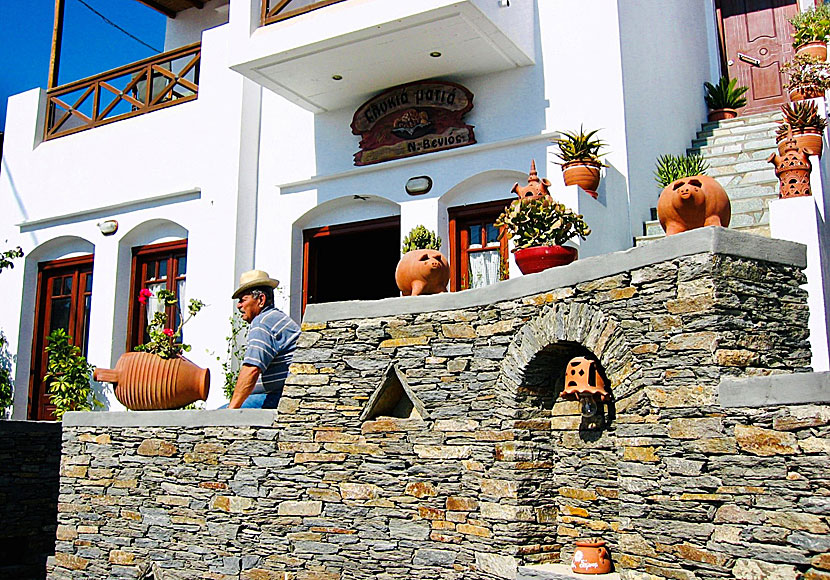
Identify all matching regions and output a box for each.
[351,81,476,166]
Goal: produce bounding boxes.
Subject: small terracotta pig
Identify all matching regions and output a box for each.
[395,249,450,296]
[657,174,731,236]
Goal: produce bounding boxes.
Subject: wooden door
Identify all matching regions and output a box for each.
[29,255,94,420]
[718,0,799,114]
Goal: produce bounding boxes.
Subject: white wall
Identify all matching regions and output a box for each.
[164,0,230,49]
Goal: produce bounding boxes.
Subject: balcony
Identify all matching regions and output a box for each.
[234,0,534,113]
[44,42,201,141]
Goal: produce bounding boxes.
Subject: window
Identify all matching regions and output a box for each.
[128,240,187,351]
[448,200,512,291]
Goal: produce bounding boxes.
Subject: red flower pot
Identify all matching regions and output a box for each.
[514,245,577,275]
[94,352,210,410]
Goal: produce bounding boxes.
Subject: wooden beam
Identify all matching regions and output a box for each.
[182,0,206,9]
[47,0,65,89]
[135,0,177,19]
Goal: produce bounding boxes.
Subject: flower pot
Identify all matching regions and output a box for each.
[572,540,612,574]
[707,108,738,122]
[395,249,450,296]
[514,245,577,275]
[769,135,813,199]
[657,174,731,235]
[94,352,210,410]
[790,86,824,101]
[796,40,828,61]
[777,128,823,157]
[562,160,601,198]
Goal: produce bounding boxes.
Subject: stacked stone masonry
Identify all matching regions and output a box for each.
[45,229,830,580]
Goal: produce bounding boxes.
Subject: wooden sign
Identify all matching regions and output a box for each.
[351,81,475,166]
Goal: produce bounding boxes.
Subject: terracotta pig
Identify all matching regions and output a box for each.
[395,249,450,296]
[657,174,731,236]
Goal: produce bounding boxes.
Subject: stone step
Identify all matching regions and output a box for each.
[700,111,782,131]
[692,130,778,148]
[690,136,778,157]
[517,563,620,580]
[696,121,781,140]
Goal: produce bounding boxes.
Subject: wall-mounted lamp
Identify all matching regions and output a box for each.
[97,220,118,236]
[561,356,609,418]
[405,176,433,196]
[498,0,510,7]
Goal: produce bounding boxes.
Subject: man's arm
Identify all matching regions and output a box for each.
[228,364,262,409]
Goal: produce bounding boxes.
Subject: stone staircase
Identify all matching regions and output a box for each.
[636,110,782,244]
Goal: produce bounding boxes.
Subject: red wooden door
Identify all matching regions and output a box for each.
[718,0,799,114]
[29,255,94,420]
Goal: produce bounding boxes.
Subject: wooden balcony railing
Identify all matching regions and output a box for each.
[261,0,346,26]
[44,43,201,141]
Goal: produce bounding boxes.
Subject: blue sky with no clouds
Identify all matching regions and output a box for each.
[0,0,165,130]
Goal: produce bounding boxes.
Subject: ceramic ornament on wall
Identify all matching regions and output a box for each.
[351,81,476,166]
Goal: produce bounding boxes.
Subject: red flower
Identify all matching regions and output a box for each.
[138,288,153,305]
[162,328,174,337]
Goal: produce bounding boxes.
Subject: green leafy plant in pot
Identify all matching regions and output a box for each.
[776,100,827,157]
[495,197,591,274]
[654,154,731,236]
[782,54,830,100]
[554,126,607,198]
[789,3,830,60]
[395,225,450,296]
[44,328,101,420]
[703,76,748,122]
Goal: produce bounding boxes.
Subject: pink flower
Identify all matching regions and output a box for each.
[162,328,174,337]
[138,288,154,305]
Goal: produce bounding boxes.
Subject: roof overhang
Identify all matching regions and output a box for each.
[230,0,534,113]
[135,0,208,18]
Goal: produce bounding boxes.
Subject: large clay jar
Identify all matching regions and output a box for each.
[395,249,450,296]
[572,540,612,575]
[657,174,731,236]
[94,352,210,410]
[562,160,601,198]
[514,245,577,275]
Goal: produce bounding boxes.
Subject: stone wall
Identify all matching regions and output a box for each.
[48,228,829,579]
[0,420,61,580]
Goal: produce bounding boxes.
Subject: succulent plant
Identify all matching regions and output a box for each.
[703,76,748,110]
[495,197,591,250]
[777,100,828,141]
[401,225,441,253]
[554,126,608,165]
[654,154,710,188]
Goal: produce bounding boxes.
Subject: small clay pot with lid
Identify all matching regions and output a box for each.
[572,539,612,574]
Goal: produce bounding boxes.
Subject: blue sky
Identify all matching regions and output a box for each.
[0,0,165,130]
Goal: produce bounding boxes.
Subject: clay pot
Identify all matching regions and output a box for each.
[514,245,577,275]
[572,540,612,574]
[395,249,450,296]
[777,128,823,157]
[768,134,813,199]
[94,352,210,410]
[707,108,738,122]
[657,174,731,236]
[789,86,824,101]
[796,41,828,61]
[562,160,601,198]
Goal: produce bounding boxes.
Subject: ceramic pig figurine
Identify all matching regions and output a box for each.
[657,174,731,236]
[395,249,450,296]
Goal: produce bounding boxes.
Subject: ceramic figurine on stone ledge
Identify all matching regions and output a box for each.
[768,129,813,199]
[512,159,552,202]
[657,174,731,236]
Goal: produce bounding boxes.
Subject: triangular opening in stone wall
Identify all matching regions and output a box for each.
[360,364,428,421]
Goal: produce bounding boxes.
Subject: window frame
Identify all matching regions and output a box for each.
[448,199,512,292]
[127,239,188,352]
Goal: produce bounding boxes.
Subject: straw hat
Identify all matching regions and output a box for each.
[232,269,280,299]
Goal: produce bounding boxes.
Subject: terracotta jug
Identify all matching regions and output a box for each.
[94,352,210,410]
[768,132,813,199]
[512,159,552,202]
[572,540,612,574]
[657,174,731,235]
[395,249,450,296]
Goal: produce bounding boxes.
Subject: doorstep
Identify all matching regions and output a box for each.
[517,563,620,580]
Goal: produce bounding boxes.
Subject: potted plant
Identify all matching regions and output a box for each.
[654,154,731,236]
[44,328,101,420]
[703,76,748,121]
[554,126,607,198]
[495,197,591,274]
[94,289,209,410]
[790,3,830,60]
[776,100,827,156]
[395,225,450,296]
[782,54,830,100]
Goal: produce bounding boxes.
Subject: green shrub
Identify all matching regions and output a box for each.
[654,154,710,188]
[790,3,830,48]
[402,225,441,253]
[45,329,100,420]
[704,76,748,110]
[495,197,591,250]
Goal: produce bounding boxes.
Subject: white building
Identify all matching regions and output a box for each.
[1,0,826,419]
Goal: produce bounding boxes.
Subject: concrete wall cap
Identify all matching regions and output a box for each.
[62,409,277,427]
[719,372,830,407]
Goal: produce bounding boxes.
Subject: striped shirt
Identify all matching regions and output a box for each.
[243,306,301,395]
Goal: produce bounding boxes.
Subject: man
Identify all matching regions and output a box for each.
[228,270,301,409]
